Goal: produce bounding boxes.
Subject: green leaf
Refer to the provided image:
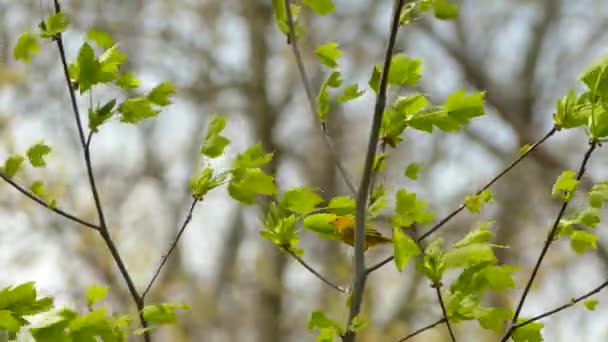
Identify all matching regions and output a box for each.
[404,163,420,180]
[201,115,231,158]
[260,215,300,252]
[40,13,69,39]
[349,314,368,333]
[303,213,337,240]
[328,196,356,215]
[89,99,116,132]
[338,84,365,103]
[433,0,458,20]
[77,43,101,93]
[148,82,176,106]
[303,0,336,16]
[228,168,277,204]
[552,170,579,202]
[416,239,446,284]
[2,155,25,178]
[394,188,435,228]
[142,303,191,325]
[512,319,543,342]
[86,28,114,48]
[368,184,388,218]
[282,187,324,214]
[581,54,608,101]
[99,44,125,76]
[444,243,497,269]
[118,98,158,123]
[453,221,495,248]
[393,228,421,271]
[483,265,518,291]
[315,42,342,68]
[387,54,422,86]
[381,94,429,146]
[30,181,47,197]
[317,71,342,121]
[583,299,598,311]
[27,142,52,168]
[589,182,608,208]
[85,284,108,308]
[190,168,227,198]
[233,144,273,169]
[570,230,598,254]
[477,308,512,333]
[464,190,493,213]
[368,65,381,93]
[444,90,485,123]
[0,310,21,332]
[308,310,342,337]
[116,72,140,89]
[554,90,589,129]
[13,32,40,63]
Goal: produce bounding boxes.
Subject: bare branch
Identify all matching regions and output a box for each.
[142,198,199,299]
[285,248,348,294]
[397,318,446,342]
[284,0,357,196]
[0,171,100,230]
[503,141,598,341]
[435,287,456,342]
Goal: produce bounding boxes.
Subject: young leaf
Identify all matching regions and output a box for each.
[394,188,435,228]
[393,228,421,271]
[303,0,336,16]
[116,72,140,89]
[303,213,337,240]
[328,196,356,215]
[201,115,230,158]
[387,54,422,86]
[404,163,420,180]
[368,65,381,93]
[86,28,114,48]
[142,303,191,325]
[148,82,176,106]
[589,182,608,208]
[453,221,495,248]
[308,310,343,336]
[317,71,342,121]
[233,144,274,169]
[39,12,69,38]
[338,84,365,103]
[583,299,598,311]
[512,319,543,342]
[77,43,101,93]
[315,42,342,68]
[86,284,108,308]
[433,0,458,20]
[13,32,40,63]
[282,187,324,214]
[2,155,25,178]
[27,142,52,168]
[30,181,47,197]
[477,308,513,333]
[552,170,579,202]
[89,99,116,132]
[228,168,277,204]
[118,98,158,123]
[444,90,485,123]
[464,190,493,213]
[570,230,598,254]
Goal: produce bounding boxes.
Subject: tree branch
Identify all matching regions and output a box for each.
[142,197,199,299]
[52,1,149,339]
[503,141,598,341]
[285,248,348,294]
[513,279,608,331]
[284,0,357,196]
[435,287,456,342]
[397,318,446,342]
[343,1,405,341]
[0,171,100,230]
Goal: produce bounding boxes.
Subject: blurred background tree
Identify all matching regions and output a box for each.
[1,0,608,341]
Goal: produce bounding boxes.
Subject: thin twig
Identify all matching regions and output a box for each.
[285,248,348,294]
[397,318,446,342]
[284,0,357,196]
[142,198,199,299]
[513,279,608,330]
[435,287,456,341]
[0,171,100,230]
[52,1,149,340]
[503,141,598,341]
[343,2,405,341]
[418,127,557,242]
[366,127,558,275]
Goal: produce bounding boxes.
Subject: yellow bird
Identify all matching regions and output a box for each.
[330,215,392,251]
